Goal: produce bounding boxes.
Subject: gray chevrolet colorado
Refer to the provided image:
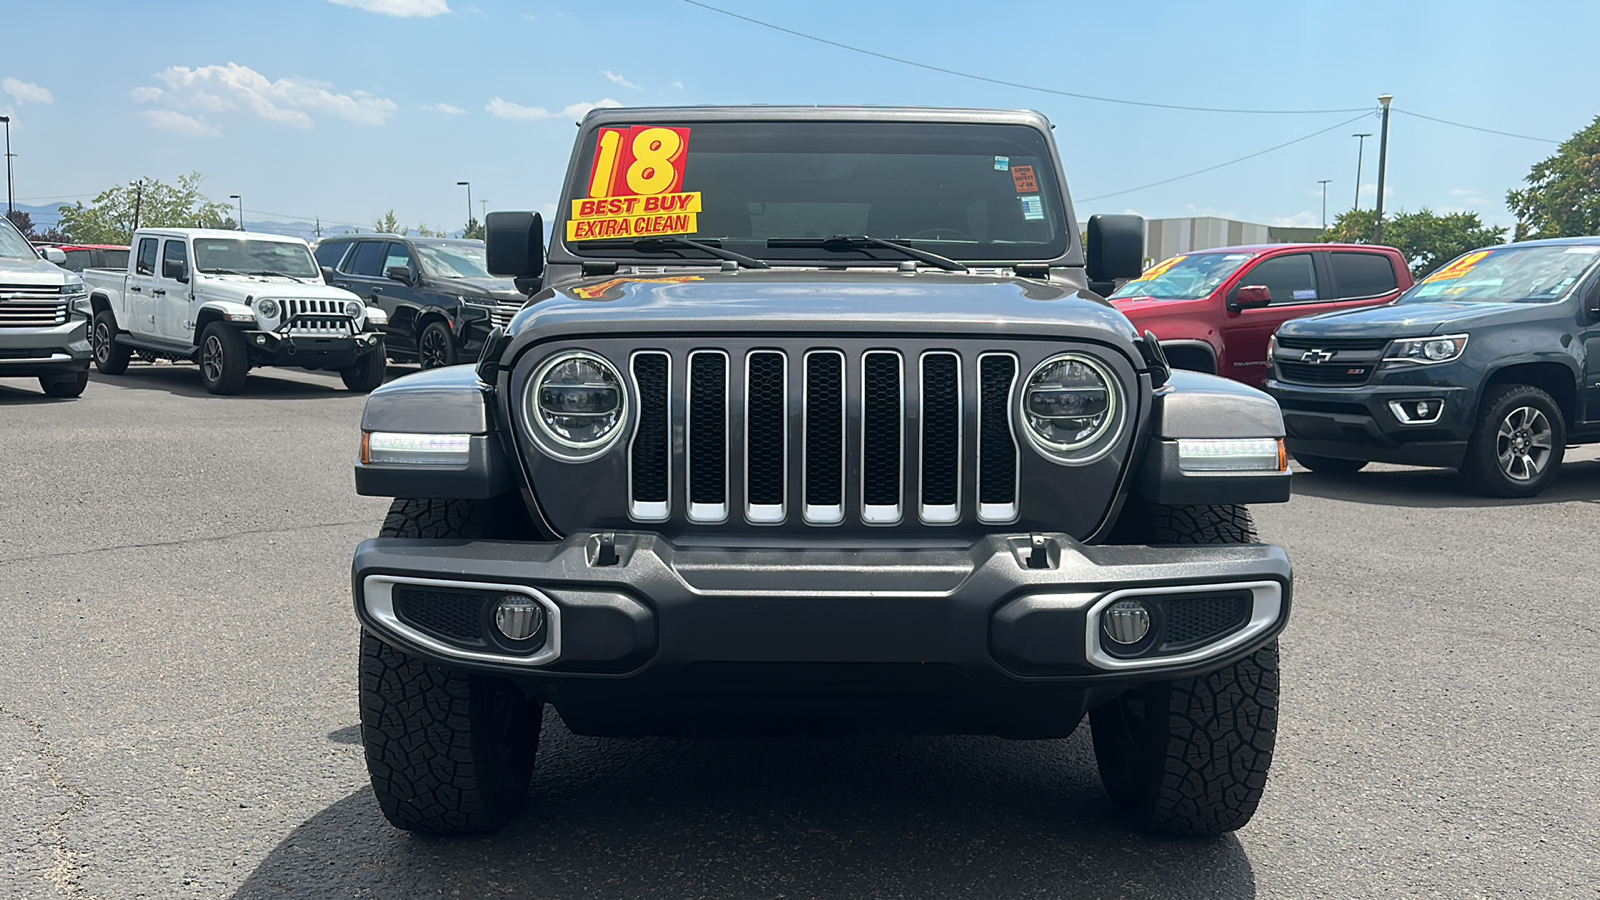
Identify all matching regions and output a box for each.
[349,106,1294,838]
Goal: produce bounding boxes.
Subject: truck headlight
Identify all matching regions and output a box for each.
[345,300,363,318]
[256,298,280,319]
[525,350,626,456]
[1384,334,1468,365]
[1021,353,1121,463]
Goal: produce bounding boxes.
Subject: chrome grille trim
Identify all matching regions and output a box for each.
[686,349,730,524]
[627,351,671,522]
[976,351,1020,524]
[918,351,962,525]
[744,350,788,525]
[860,350,904,526]
[0,300,69,327]
[802,350,846,526]
[279,298,356,336]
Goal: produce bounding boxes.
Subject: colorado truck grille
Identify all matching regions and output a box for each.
[0,299,69,327]
[626,347,1019,527]
[279,298,354,336]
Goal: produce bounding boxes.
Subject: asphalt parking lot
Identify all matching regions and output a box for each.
[3,364,1598,899]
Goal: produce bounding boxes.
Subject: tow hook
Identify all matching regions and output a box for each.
[589,532,619,567]
[1027,533,1052,569]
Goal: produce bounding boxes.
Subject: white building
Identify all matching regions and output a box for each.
[1143,216,1322,264]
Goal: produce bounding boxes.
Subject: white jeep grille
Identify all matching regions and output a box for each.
[279,298,355,336]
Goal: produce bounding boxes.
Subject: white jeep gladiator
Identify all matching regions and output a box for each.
[83,228,388,394]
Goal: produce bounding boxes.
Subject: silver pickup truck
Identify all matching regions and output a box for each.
[0,215,91,398]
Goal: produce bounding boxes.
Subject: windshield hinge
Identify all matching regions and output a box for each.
[581,261,619,277]
[1013,263,1050,280]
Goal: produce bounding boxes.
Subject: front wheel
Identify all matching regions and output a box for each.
[39,370,89,398]
[198,323,250,395]
[416,320,458,370]
[92,310,132,375]
[340,345,387,393]
[1461,384,1565,498]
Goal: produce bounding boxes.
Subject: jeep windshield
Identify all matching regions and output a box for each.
[563,120,1070,264]
[1399,244,1600,305]
[1109,252,1254,300]
[193,238,319,279]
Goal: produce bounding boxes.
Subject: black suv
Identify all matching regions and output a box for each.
[349,106,1296,838]
[313,235,524,368]
[1267,237,1600,496]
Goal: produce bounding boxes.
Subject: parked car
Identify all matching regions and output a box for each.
[0,215,92,397]
[1107,243,1413,386]
[1266,237,1600,496]
[349,105,1295,838]
[313,235,524,369]
[84,228,388,394]
[34,242,131,273]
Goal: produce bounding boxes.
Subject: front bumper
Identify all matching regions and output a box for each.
[0,318,92,377]
[242,326,384,368]
[1266,374,1477,468]
[353,531,1291,737]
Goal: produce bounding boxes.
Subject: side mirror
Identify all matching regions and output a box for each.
[320,266,339,284]
[41,246,66,264]
[162,258,189,283]
[1086,214,1145,286]
[1235,285,1272,308]
[385,265,413,285]
[486,211,546,281]
[1586,281,1600,315]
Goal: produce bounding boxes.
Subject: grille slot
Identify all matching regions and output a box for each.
[1161,592,1252,650]
[745,351,787,523]
[977,353,1019,522]
[280,298,354,336]
[920,352,961,524]
[687,350,729,523]
[860,351,903,525]
[489,301,524,329]
[392,585,487,647]
[803,351,845,525]
[0,301,68,327]
[1275,361,1373,386]
[629,352,670,521]
[1274,335,1391,352]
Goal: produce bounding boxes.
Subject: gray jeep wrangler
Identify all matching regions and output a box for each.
[350,106,1293,837]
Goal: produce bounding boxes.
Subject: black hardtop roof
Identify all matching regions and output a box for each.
[318,234,482,246]
[581,105,1053,129]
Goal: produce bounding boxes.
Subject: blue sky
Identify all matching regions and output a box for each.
[2,0,1594,237]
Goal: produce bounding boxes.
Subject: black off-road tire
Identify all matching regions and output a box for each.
[340,345,387,393]
[39,370,90,398]
[416,320,458,370]
[1092,501,1279,835]
[198,322,250,395]
[1460,383,1566,498]
[1291,453,1367,475]
[92,310,132,375]
[359,497,543,834]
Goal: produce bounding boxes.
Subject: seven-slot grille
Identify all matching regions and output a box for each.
[626,347,1020,527]
[0,285,69,327]
[279,298,355,336]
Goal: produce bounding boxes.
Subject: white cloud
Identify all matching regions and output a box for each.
[329,0,449,16]
[604,71,641,90]
[2,77,53,104]
[522,12,537,20]
[1269,211,1320,228]
[141,109,222,138]
[132,63,397,133]
[422,102,465,114]
[486,97,620,121]
[671,80,684,91]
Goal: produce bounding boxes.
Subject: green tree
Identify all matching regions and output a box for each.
[374,210,407,235]
[462,217,484,240]
[413,223,441,237]
[1507,115,1600,240]
[1318,207,1506,278]
[5,210,35,237]
[56,173,235,244]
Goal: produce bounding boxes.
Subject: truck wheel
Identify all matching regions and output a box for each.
[198,323,249,395]
[92,310,132,375]
[360,497,543,834]
[1092,501,1279,835]
[340,347,387,393]
[417,320,458,369]
[39,371,89,398]
[1461,384,1565,498]
[1291,453,1366,475]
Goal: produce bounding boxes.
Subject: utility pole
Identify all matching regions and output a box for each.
[457,181,472,235]
[229,194,244,231]
[1351,133,1372,212]
[133,180,143,232]
[0,115,12,216]
[1317,179,1332,228]
[315,217,322,239]
[479,199,488,222]
[1373,94,1393,246]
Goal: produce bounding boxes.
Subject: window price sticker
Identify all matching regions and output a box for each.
[568,126,702,242]
[1422,250,1493,283]
[1128,255,1186,283]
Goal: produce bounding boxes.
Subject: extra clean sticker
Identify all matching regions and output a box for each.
[1422,249,1493,283]
[1129,256,1186,283]
[569,126,701,242]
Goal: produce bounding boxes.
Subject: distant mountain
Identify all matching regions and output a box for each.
[6,200,380,243]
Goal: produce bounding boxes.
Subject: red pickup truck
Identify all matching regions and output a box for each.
[1107,243,1413,386]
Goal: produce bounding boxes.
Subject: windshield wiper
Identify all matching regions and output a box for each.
[587,236,770,270]
[202,268,250,276]
[251,270,310,283]
[766,235,968,272]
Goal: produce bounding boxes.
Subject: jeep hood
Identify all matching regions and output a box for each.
[194,275,362,303]
[1275,300,1549,340]
[508,270,1141,347]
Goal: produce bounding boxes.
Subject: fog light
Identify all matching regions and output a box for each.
[1103,599,1151,645]
[255,334,267,345]
[493,595,545,641]
[1388,398,1443,425]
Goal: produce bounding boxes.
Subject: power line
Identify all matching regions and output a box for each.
[681,0,1371,116]
[1392,108,1559,144]
[1077,112,1373,203]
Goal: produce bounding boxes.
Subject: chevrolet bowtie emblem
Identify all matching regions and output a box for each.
[1300,349,1335,364]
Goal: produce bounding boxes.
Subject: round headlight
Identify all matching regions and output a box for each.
[256,298,280,319]
[1021,353,1121,460]
[526,351,626,454]
[345,300,363,318]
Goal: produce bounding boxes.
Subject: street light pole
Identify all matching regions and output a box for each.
[229,194,244,231]
[1317,179,1332,228]
[0,115,13,216]
[457,181,472,235]
[1351,132,1371,212]
[1373,94,1393,246]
